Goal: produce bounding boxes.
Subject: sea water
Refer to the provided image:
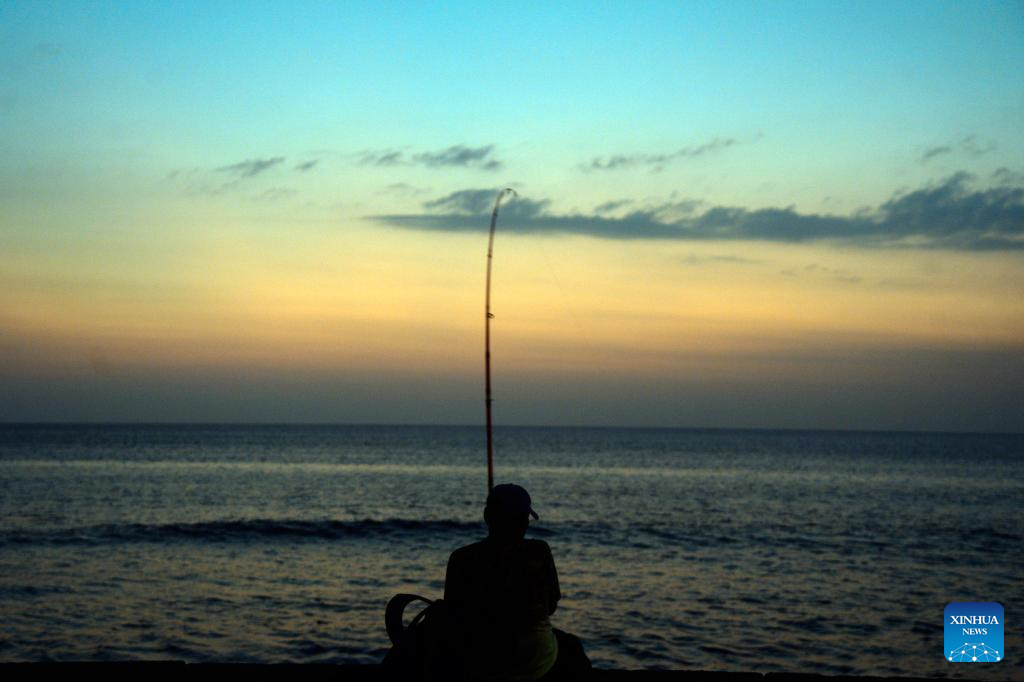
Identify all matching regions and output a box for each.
[0,424,1020,678]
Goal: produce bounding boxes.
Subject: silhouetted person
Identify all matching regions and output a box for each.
[444,484,590,680]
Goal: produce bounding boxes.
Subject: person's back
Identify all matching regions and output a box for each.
[443,484,588,681]
[446,535,560,680]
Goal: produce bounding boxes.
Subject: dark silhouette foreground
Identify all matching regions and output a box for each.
[385,484,590,680]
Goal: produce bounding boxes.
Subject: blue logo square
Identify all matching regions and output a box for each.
[945,602,1003,662]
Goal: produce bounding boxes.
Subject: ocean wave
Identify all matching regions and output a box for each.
[5,516,1018,556]
[0,517,726,550]
[0,518,485,547]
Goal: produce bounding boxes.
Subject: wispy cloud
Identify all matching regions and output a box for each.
[294,160,319,172]
[369,173,1024,251]
[582,136,743,172]
[993,167,1024,186]
[360,150,405,167]
[920,145,952,164]
[216,157,286,178]
[960,135,997,157]
[358,144,503,171]
[169,156,289,196]
[681,253,760,267]
[780,263,862,284]
[920,135,996,164]
[379,182,431,196]
[594,199,635,214]
[414,145,502,170]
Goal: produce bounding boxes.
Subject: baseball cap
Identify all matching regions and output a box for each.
[486,483,540,520]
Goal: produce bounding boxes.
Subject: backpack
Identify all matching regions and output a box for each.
[382,593,464,680]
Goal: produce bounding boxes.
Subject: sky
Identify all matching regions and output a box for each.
[1,1,1022,432]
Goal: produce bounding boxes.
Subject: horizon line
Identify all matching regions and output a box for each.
[1,420,1020,438]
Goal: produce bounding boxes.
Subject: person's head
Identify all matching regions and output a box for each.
[484,483,539,542]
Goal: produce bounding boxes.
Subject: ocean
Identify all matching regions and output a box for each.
[0,424,1020,678]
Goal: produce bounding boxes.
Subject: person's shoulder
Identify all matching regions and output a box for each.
[449,540,487,560]
[524,538,553,556]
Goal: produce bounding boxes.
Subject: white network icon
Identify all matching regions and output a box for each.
[949,643,1001,662]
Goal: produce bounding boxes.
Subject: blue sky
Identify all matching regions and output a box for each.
[6,1,1021,187]
[1,1,1022,430]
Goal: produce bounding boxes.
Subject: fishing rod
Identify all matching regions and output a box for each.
[485,187,517,493]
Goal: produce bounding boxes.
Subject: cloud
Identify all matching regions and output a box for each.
[780,263,862,284]
[216,157,285,177]
[379,182,431,196]
[582,137,741,172]
[168,156,290,196]
[920,135,996,164]
[681,253,760,266]
[369,173,1024,251]
[360,150,405,167]
[920,145,952,164]
[960,135,996,157]
[414,145,502,170]
[295,160,319,172]
[993,167,1024,186]
[422,189,535,214]
[594,199,634,214]
[358,144,503,171]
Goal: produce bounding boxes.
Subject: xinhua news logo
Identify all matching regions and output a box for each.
[945,602,1003,663]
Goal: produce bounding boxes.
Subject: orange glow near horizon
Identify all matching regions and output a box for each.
[4,222,1022,389]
